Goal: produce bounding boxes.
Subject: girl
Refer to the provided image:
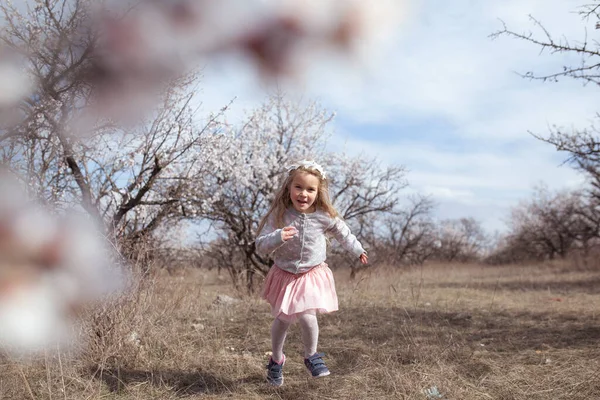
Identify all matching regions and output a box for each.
[255,160,368,387]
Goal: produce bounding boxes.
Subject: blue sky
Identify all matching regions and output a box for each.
[196,0,599,234]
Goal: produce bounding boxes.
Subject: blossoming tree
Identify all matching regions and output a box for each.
[187,93,407,290]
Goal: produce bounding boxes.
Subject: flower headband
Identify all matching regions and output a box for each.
[287,160,327,180]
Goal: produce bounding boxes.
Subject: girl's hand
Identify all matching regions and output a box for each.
[359,253,368,264]
[281,226,298,241]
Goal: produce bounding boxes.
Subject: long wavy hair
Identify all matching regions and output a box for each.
[256,165,339,235]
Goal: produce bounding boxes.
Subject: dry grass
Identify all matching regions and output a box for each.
[2,262,600,399]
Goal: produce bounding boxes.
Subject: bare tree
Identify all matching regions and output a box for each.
[359,195,436,268]
[491,3,600,243]
[431,217,487,263]
[490,187,594,263]
[491,4,600,86]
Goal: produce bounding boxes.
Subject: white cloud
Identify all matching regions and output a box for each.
[331,132,585,232]
[294,0,598,132]
[460,83,599,140]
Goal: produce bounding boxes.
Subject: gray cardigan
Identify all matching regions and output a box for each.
[255,208,365,274]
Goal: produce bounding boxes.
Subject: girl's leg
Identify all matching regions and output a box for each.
[271,317,291,363]
[297,310,319,358]
[298,310,330,377]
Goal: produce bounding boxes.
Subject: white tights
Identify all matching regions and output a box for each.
[271,310,319,362]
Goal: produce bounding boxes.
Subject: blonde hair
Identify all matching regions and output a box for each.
[256,165,339,235]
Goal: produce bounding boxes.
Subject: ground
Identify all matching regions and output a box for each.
[1,261,600,399]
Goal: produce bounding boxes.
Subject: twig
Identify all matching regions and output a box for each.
[57,344,67,400]
[16,363,35,400]
[45,349,53,400]
[488,278,500,310]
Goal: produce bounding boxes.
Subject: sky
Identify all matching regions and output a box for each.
[196,0,597,234]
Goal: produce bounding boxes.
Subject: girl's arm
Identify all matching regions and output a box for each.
[326,217,367,259]
[255,216,296,255]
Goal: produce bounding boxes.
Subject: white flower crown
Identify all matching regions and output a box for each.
[287,160,327,180]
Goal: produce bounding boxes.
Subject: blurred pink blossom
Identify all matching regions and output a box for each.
[0,171,124,355]
[84,0,406,119]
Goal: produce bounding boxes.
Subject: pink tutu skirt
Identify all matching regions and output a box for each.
[262,263,338,322]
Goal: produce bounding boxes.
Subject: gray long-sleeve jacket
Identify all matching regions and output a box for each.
[255,207,365,274]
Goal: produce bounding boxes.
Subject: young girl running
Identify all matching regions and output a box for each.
[255,160,368,387]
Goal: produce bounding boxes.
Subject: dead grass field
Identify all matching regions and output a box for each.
[2,262,600,399]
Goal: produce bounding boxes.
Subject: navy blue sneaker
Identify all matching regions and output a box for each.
[304,352,330,377]
[266,355,285,386]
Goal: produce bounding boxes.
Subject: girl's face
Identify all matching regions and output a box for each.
[289,171,319,213]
